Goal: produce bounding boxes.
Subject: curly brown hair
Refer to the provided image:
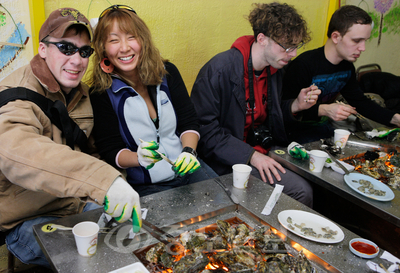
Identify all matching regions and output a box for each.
[89,8,167,93]
[247,2,311,46]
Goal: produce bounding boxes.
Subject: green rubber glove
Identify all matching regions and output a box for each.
[173,152,201,176]
[137,140,162,169]
[104,177,142,232]
[288,142,309,160]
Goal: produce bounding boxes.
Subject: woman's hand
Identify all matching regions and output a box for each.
[137,140,162,169]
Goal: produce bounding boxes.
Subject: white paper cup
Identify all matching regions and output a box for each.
[334,129,351,148]
[232,164,252,189]
[308,150,328,173]
[72,221,99,257]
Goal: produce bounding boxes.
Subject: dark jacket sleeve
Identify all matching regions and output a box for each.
[282,57,320,121]
[191,51,255,174]
[339,69,396,126]
[90,91,126,168]
[165,62,199,135]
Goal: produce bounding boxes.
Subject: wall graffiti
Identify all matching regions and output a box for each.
[0,1,34,82]
[357,0,400,45]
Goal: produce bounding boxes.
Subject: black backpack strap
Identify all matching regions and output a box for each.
[0,87,88,153]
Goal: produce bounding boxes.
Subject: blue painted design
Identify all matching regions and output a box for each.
[312,71,351,103]
[0,22,30,69]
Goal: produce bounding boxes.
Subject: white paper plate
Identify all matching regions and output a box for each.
[344,173,395,201]
[278,210,344,244]
[108,262,150,273]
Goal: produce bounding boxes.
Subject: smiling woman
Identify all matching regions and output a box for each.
[88,5,217,197]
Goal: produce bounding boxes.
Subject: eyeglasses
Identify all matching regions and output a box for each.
[99,5,137,19]
[44,41,94,58]
[270,37,304,53]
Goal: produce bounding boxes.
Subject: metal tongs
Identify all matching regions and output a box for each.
[141,219,179,246]
[323,148,351,175]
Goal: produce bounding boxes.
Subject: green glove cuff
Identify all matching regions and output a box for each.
[132,206,142,233]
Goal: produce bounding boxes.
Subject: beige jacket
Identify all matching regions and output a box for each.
[0,55,121,230]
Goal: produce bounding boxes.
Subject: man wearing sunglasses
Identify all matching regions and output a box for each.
[0,8,141,268]
[191,3,318,207]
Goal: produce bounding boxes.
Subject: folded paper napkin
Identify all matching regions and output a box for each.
[288,142,309,160]
[367,251,400,272]
[365,128,400,139]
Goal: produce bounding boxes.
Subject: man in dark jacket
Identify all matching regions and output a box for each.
[191,3,319,207]
[282,5,400,144]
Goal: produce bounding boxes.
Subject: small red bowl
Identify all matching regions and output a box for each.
[349,238,379,259]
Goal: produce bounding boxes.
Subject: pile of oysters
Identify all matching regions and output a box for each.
[145,219,315,273]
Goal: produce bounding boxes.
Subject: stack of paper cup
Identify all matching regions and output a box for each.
[334,129,351,148]
[72,221,99,257]
[232,164,252,189]
[309,150,328,172]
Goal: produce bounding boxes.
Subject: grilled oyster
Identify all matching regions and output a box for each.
[159,251,174,268]
[172,252,209,273]
[295,250,314,273]
[256,260,269,273]
[216,220,236,244]
[179,230,207,251]
[210,233,228,249]
[145,242,165,263]
[233,223,250,245]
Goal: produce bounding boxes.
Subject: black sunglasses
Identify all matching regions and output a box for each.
[44,41,94,58]
[99,5,137,19]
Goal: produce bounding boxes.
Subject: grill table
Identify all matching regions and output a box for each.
[270,136,400,257]
[33,173,394,272]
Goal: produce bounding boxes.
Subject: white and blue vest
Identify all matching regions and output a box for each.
[106,77,182,185]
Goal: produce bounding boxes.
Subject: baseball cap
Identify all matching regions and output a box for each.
[39,8,93,42]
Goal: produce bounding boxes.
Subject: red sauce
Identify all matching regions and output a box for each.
[351,241,377,255]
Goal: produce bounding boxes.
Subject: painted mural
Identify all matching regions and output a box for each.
[0,0,34,81]
[344,0,400,75]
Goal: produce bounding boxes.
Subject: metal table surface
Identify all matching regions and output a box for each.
[33,174,393,273]
[270,136,400,228]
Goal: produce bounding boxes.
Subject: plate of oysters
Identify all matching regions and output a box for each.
[278,210,344,244]
[343,173,395,201]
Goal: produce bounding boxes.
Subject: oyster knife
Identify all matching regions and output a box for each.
[214,177,239,204]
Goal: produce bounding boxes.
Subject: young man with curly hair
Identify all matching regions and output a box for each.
[191,3,318,207]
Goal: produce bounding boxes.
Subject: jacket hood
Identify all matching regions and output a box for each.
[231,35,277,76]
[231,35,254,64]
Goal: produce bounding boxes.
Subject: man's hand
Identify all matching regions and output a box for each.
[390,113,400,127]
[249,151,286,184]
[104,177,142,232]
[318,103,357,121]
[137,140,162,169]
[291,84,321,114]
[173,151,201,176]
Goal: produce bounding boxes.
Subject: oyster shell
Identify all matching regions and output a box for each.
[172,252,209,273]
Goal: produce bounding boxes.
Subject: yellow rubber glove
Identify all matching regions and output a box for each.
[137,140,162,169]
[104,177,142,232]
[173,150,201,177]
